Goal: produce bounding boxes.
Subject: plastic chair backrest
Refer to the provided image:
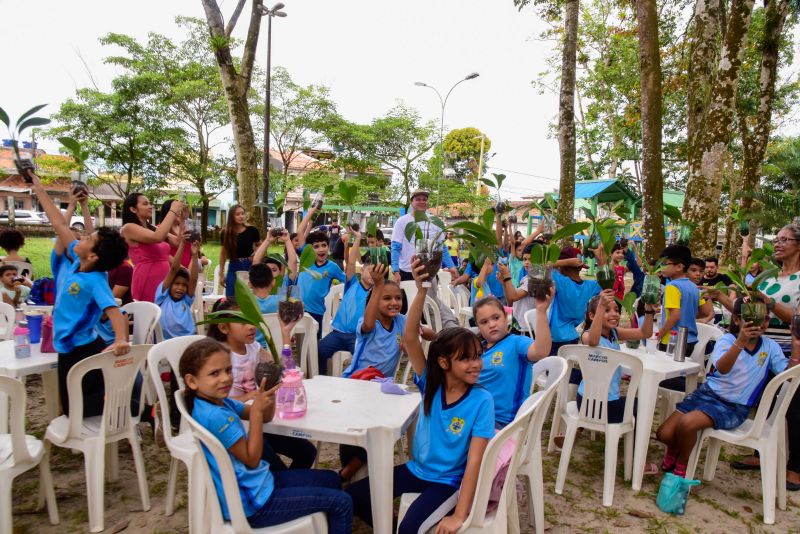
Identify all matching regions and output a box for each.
[0,302,15,340]
[439,285,458,311]
[147,336,206,442]
[692,323,723,375]
[400,281,418,309]
[519,357,568,459]
[191,282,205,327]
[745,364,800,440]
[321,283,345,336]
[560,344,642,425]
[460,392,538,529]
[423,296,442,332]
[0,376,31,464]
[524,309,538,339]
[174,389,250,533]
[121,301,162,344]
[437,270,452,288]
[453,285,470,310]
[64,345,150,440]
[531,356,568,395]
[4,261,34,279]
[262,313,319,376]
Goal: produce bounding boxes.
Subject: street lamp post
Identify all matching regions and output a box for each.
[261,2,287,226]
[414,72,479,206]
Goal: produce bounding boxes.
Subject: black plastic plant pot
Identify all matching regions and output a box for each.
[278,298,304,324]
[596,265,616,291]
[255,361,283,391]
[527,265,553,299]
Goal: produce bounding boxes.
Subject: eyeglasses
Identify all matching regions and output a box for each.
[775,237,798,244]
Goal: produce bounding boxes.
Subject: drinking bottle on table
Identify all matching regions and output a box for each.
[276,368,307,419]
[14,322,30,359]
[673,327,688,362]
[666,330,678,356]
[281,344,295,370]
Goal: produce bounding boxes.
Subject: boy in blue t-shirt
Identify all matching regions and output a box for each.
[318,228,374,374]
[29,170,130,417]
[548,247,600,354]
[156,236,199,340]
[296,231,346,336]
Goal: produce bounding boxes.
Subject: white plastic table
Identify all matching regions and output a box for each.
[619,344,702,491]
[263,375,420,534]
[0,340,59,420]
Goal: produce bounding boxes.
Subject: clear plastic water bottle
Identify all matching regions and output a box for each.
[280,344,295,370]
[666,329,678,356]
[276,368,307,419]
[14,322,30,359]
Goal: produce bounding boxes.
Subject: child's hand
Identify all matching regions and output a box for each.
[535,284,555,311]
[435,514,464,534]
[107,339,131,356]
[251,379,281,415]
[736,321,761,345]
[598,288,615,307]
[496,262,511,280]
[370,263,387,286]
[191,240,200,255]
[410,256,429,289]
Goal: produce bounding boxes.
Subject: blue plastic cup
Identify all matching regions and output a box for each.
[25,312,43,344]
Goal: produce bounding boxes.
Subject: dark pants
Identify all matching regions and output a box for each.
[318,330,356,376]
[309,312,324,340]
[246,469,352,532]
[348,464,459,534]
[577,394,637,425]
[340,444,368,466]
[58,336,107,417]
[225,258,252,297]
[262,434,318,472]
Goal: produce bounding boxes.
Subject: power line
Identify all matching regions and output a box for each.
[487,166,560,182]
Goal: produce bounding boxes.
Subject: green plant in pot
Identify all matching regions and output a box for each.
[364,216,389,269]
[263,245,322,320]
[526,222,590,298]
[710,254,779,338]
[593,221,625,291]
[0,104,51,180]
[617,292,640,349]
[199,278,283,390]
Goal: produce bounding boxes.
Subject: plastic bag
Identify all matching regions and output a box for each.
[656,472,700,515]
[40,315,56,353]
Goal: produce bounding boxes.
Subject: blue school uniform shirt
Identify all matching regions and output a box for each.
[577,330,622,401]
[465,262,503,304]
[51,240,77,304]
[254,294,279,347]
[296,260,346,315]
[192,397,274,520]
[53,241,117,353]
[479,334,534,426]
[706,334,788,406]
[155,282,196,340]
[549,270,600,342]
[95,310,128,346]
[407,371,495,487]
[342,315,407,378]
[330,276,370,334]
[660,277,699,344]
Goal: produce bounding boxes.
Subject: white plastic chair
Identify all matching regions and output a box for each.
[262,313,320,377]
[400,280,418,310]
[0,302,15,340]
[331,351,353,377]
[396,380,544,533]
[523,309,538,339]
[192,280,206,334]
[554,345,643,507]
[657,323,724,422]
[3,260,34,279]
[452,284,470,311]
[0,376,59,533]
[321,283,345,337]
[147,336,206,532]
[518,357,568,534]
[44,346,152,532]
[686,365,800,524]
[174,390,328,533]
[423,296,443,332]
[121,301,163,344]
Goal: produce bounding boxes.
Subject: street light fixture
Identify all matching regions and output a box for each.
[260,2,288,225]
[414,72,479,207]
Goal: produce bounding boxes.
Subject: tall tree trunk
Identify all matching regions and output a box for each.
[737,0,790,219]
[557,0,579,234]
[686,0,723,157]
[636,0,665,261]
[720,155,741,264]
[682,0,755,257]
[201,0,265,231]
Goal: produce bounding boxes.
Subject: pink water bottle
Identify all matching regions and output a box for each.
[14,323,30,358]
[276,368,307,419]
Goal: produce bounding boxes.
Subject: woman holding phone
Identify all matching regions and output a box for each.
[219,205,260,297]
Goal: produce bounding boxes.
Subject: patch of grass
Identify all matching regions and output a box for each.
[732,488,759,502]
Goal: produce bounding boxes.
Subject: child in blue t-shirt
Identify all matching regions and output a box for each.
[577,290,655,423]
[29,170,130,418]
[179,338,352,531]
[656,296,794,479]
[156,235,199,340]
[318,227,374,375]
[347,259,495,534]
[656,245,700,353]
[296,231,346,336]
[473,293,553,427]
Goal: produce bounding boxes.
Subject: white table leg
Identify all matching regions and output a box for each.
[41,370,60,421]
[685,373,698,395]
[366,428,396,534]
[632,373,660,491]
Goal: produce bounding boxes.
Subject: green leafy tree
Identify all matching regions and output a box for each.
[440,127,491,183]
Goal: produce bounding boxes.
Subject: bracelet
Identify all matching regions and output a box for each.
[733,341,745,351]
[170,210,180,216]
[790,358,800,363]
[503,277,512,283]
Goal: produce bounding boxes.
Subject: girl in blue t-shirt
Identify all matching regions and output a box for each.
[578,289,655,424]
[473,292,553,427]
[179,338,352,531]
[347,259,495,534]
[656,296,794,478]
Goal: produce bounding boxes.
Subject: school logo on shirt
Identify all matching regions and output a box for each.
[68,282,81,295]
[448,417,465,435]
[218,415,235,434]
[490,351,504,365]
[758,352,768,366]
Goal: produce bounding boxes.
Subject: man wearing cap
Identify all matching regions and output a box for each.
[391,189,458,285]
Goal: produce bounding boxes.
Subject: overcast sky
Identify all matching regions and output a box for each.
[2,0,567,199]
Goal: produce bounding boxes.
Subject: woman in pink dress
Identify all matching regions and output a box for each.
[121,193,184,302]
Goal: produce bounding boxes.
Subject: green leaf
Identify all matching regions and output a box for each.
[57,136,81,156]
[580,206,595,221]
[15,116,50,135]
[234,277,266,325]
[482,208,495,230]
[546,243,561,264]
[550,222,590,244]
[267,253,288,268]
[298,243,317,270]
[14,104,48,131]
[404,222,419,242]
[0,106,9,129]
[750,266,780,294]
[595,223,616,257]
[428,215,446,232]
[530,244,544,265]
[492,173,506,190]
[480,177,496,188]
[663,205,683,224]
[622,292,637,318]
[302,189,311,211]
[270,274,285,295]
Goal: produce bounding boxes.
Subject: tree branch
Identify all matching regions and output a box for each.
[225,0,248,37]
[239,0,265,92]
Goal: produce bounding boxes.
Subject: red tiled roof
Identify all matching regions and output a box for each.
[0,174,72,193]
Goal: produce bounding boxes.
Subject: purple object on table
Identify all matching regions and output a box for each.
[25,313,43,344]
[371,377,410,395]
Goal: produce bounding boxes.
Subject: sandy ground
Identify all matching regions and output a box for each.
[9,374,800,534]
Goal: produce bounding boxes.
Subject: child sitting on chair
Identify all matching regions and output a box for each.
[295,231,346,336]
[156,231,199,340]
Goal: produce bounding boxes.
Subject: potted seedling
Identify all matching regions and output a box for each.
[481,173,509,215]
[0,104,51,182]
[618,292,641,349]
[199,278,282,389]
[712,254,779,331]
[637,245,664,306]
[526,222,590,298]
[593,219,625,291]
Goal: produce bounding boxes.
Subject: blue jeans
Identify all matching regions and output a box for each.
[225,258,252,297]
[318,330,356,375]
[247,469,352,532]
[347,464,459,534]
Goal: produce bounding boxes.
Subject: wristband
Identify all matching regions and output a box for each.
[790,358,800,363]
[170,210,180,216]
[503,277,512,283]
[733,341,745,351]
